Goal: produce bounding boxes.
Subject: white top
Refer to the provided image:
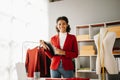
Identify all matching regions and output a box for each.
[94,28,118,74]
[59,32,67,49]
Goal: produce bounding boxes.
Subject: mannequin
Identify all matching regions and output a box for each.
[94,28,118,79]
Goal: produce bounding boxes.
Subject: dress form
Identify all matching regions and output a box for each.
[94,28,118,80]
[102,30,118,74]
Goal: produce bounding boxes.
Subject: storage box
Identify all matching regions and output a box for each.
[80,45,94,50]
[76,35,89,41]
[107,26,120,38]
[80,50,95,56]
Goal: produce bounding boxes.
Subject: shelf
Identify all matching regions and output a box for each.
[78,54,120,57]
[76,21,120,29]
[77,39,94,42]
[77,70,96,73]
[116,38,120,40]
[113,52,120,55]
[106,21,120,26]
[78,55,97,57]
[76,25,89,28]
[75,21,120,79]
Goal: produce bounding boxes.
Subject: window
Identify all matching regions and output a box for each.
[0,0,48,80]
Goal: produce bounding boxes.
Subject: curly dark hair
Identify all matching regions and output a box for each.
[56,16,71,33]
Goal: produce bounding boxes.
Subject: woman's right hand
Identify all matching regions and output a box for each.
[40,40,49,50]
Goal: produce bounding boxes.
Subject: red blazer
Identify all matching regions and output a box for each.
[45,33,78,70]
[25,47,50,77]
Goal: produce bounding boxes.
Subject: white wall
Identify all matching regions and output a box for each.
[48,0,120,38]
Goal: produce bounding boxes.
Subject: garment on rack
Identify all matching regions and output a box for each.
[25,46,50,77]
[94,28,118,74]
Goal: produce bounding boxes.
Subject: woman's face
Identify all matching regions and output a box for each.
[57,20,68,33]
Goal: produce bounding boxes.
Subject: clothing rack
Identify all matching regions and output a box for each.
[23,40,51,77]
[22,41,40,62]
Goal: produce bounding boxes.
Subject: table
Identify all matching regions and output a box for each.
[28,78,90,80]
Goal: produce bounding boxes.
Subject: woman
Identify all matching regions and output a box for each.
[41,16,78,78]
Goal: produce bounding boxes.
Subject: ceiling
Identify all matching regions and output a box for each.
[49,0,63,2]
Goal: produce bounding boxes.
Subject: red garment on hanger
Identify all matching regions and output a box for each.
[25,47,50,77]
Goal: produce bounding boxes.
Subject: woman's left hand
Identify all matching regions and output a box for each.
[54,48,65,55]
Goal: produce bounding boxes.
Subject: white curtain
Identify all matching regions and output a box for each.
[0,0,49,80]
